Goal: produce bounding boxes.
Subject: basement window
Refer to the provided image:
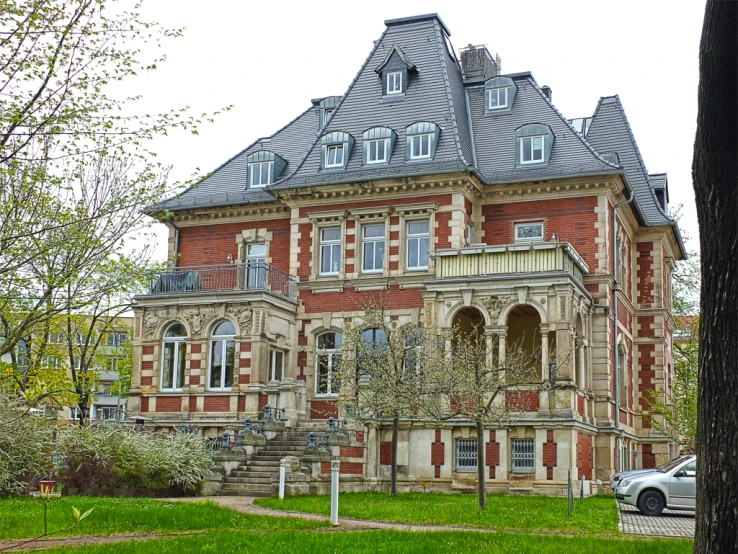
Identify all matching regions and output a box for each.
[511,438,535,473]
[455,439,477,472]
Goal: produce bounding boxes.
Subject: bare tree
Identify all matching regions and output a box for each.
[335,304,425,497]
[691,1,737,552]
[420,321,548,510]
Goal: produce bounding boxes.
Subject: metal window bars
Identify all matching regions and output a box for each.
[455,439,478,472]
[511,438,535,473]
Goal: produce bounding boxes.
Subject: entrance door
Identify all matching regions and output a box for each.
[246,243,266,290]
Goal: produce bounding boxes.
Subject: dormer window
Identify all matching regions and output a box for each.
[320,131,354,171]
[488,87,508,110]
[247,150,286,189]
[325,144,345,168]
[249,161,271,187]
[484,76,517,115]
[363,127,396,166]
[520,136,544,164]
[410,134,432,159]
[405,122,440,162]
[387,72,402,95]
[515,124,554,167]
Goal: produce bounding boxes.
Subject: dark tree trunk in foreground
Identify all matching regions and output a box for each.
[476,420,487,510]
[692,2,737,552]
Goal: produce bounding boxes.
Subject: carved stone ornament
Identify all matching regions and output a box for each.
[143,308,169,337]
[182,307,216,337]
[227,305,253,334]
[479,295,513,323]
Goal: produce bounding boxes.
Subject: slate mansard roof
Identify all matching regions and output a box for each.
[158,13,684,255]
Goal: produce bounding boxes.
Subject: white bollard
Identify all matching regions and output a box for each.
[279,458,287,500]
[330,459,340,526]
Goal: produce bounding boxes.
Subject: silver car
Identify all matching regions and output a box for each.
[611,455,696,516]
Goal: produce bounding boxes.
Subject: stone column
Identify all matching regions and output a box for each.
[540,324,549,382]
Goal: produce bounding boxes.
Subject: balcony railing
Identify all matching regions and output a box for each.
[433,242,589,284]
[146,262,298,300]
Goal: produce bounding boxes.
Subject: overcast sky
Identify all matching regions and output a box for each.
[131,0,706,261]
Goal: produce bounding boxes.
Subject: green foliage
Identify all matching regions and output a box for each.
[0,497,326,540]
[54,427,214,494]
[0,392,54,497]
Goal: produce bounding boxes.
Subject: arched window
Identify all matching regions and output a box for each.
[210,320,235,390]
[162,323,187,390]
[316,332,342,395]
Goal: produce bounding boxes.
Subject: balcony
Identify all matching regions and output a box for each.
[433,242,589,284]
[145,262,298,301]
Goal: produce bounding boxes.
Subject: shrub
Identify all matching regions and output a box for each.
[54,426,213,495]
[0,393,53,497]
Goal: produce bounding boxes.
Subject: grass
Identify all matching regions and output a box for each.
[256,492,620,535]
[0,497,325,540]
[39,530,694,554]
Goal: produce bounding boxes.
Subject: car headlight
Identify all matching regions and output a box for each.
[619,479,631,487]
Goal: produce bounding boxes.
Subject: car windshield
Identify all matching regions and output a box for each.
[656,456,690,473]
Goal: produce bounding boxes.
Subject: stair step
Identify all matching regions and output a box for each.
[221,483,274,492]
[224,477,273,484]
[215,489,273,497]
[260,449,305,455]
[246,460,282,467]
[231,470,276,478]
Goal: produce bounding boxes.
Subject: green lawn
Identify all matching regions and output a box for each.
[0,497,325,540]
[256,492,620,535]
[39,530,694,554]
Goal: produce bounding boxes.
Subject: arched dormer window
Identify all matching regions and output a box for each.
[209,320,235,390]
[318,96,342,128]
[316,332,342,395]
[320,131,354,171]
[405,122,440,161]
[362,127,397,166]
[515,123,554,167]
[247,151,286,188]
[162,323,187,390]
[484,76,517,115]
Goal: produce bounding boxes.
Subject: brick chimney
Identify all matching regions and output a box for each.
[459,44,500,84]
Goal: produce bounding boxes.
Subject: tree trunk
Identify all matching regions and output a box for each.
[390,414,399,497]
[476,420,486,510]
[692,2,737,552]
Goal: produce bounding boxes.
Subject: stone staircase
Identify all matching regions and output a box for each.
[217,423,325,497]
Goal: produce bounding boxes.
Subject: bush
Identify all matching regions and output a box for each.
[0,393,53,497]
[54,426,213,495]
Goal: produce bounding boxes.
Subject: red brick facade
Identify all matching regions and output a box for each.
[203,396,230,412]
[486,431,500,479]
[543,430,557,480]
[379,441,392,466]
[310,399,338,419]
[505,390,540,412]
[431,429,444,478]
[155,396,181,412]
[576,433,594,480]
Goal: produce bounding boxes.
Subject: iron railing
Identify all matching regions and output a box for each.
[146,262,298,300]
[455,438,478,472]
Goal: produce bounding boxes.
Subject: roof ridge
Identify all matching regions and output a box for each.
[273,27,391,189]
[527,78,619,170]
[432,19,471,167]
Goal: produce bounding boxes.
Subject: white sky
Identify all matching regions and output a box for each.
[130,0,706,261]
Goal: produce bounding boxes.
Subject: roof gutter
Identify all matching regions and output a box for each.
[611,186,634,469]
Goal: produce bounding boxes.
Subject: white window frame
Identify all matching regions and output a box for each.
[325,144,345,168]
[403,328,423,372]
[323,108,334,125]
[315,332,341,396]
[514,222,544,242]
[269,349,285,383]
[406,219,430,270]
[249,161,272,187]
[319,227,342,276]
[410,133,432,159]
[488,87,508,110]
[520,135,545,164]
[386,72,402,95]
[511,438,535,473]
[455,438,478,472]
[209,322,236,391]
[361,223,385,274]
[246,242,267,290]
[366,138,389,164]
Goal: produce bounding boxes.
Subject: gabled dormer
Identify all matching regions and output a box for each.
[374,43,417,98]
[247,150,287,188]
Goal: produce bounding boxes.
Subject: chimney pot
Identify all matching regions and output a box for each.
[459,45,500,84]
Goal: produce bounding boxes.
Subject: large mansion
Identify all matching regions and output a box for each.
[129,14,685,493]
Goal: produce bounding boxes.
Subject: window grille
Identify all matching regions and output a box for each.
[455,439,478,472]
[511,438,535,473]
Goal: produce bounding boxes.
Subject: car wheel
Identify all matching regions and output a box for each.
[637,490,665,516]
